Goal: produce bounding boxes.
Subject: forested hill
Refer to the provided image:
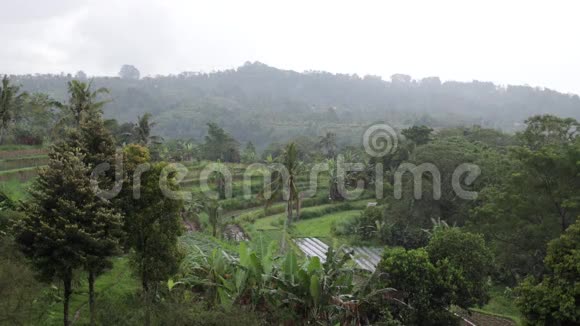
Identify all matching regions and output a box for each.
[8,62,580,147]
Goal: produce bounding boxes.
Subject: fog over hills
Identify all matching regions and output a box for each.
[9,62,580,147]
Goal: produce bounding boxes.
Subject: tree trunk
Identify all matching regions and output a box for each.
[558,206,568,232]
[0,127,9,145]
[88,271,96,326]
[287,197,293,225]
[296,196,301,220]
[143,280,151,326]
[144,291,151,326]
[63,273,72,326]
[561,215,568,232]
[218,178,224,199]
[329,180,344,201]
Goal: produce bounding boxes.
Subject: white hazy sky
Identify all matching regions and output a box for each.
[1,0,579,94]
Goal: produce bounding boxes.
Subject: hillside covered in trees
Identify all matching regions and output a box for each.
[1,69,579,325]
[9,62,580,149]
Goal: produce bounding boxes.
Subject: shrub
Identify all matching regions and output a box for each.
[14,127,43,145]
[426,228,494,307]
[95,289,263,326]
[331,206,390,243]
[0,236,46,325]
[515,219,580,325]
[377,247,461,325]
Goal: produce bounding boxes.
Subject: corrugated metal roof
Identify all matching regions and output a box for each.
[345,246,383,272]
[294,237,329,262]
[293,237,384,272]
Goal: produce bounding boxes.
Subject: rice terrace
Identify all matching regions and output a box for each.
[1,1,579,325]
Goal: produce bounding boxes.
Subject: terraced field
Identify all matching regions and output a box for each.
[0,146,48,199]
[175,161,379,251]
[3,155,522,325]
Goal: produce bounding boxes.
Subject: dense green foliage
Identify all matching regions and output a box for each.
[117,146,183,290]
[0,76,30,144]
[180,239,397,324]
[11,81,124,326]
[376,229,493,325]
[1,72,578,325]
[110,145,184,325]
[426,228,494,307]
[472,115,580,281]
[401,125,433,146]
[516,219,580,325]
[259,142,303,224]
[378,247,461,325]
[9,62,580,149]
[13,146,121,326]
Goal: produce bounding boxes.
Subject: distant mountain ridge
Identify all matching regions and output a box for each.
[8,62,580,147]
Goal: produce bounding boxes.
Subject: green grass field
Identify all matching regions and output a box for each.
[0,144,44,151]
[0,166,41,175]
[293,210,360,238]
[0,178,32,200]
[246,200,370,245]
[45,257,138,325]
[476,286,522,324]
[0,146,47,188]
[253,201,368,228]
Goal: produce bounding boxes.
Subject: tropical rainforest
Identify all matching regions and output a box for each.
[0,63,578,326]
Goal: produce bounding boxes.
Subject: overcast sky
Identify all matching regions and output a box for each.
[1,0,579,94]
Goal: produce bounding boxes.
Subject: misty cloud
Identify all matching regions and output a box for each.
[1,0,579,94]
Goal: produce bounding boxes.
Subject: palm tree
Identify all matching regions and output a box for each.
[259,143,303,225]
[51,80,108,140]
[134,113,163,146]
[327,158,343,201]
[0,76,27,144]
[206,199,222,237]
[208,160,228,200]
[319,132,337,158]
[65,80,109,126]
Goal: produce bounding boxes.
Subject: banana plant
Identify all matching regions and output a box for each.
[334,267,397,325]
[179,240,392,324]
[181,239,279,309]
[181,245,236,307]
[181,139,196,161]
[233,240,278,307]
[268,246,356,323]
